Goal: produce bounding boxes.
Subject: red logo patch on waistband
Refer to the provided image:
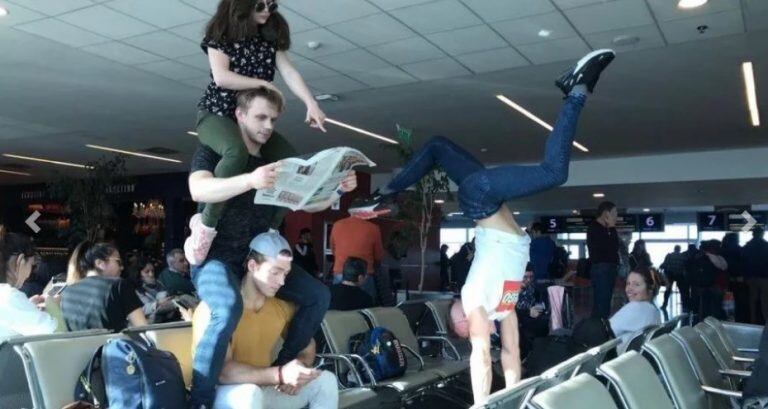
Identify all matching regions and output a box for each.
[496,280,522,312]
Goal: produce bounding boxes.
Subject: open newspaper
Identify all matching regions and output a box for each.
[254,147,375,211]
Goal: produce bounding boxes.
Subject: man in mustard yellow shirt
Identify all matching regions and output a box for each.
[192,231,338,409]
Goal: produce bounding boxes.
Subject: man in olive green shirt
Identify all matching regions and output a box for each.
[158,248,196,296]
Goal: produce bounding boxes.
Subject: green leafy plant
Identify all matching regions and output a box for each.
[48,155,128,243]
[387,125,452,291]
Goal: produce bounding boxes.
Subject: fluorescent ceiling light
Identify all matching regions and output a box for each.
[2,154,92,169]
[187,131,198,136]
[325,118,398,145]
[496,95,589,152]
[742,62,761,127]
[513,211,521,215]
[538,30,551,38]
[678,0,707,9]
[593,192,605,198]
[434,199,445,204]
[0,169,30,176]
[0,6,8,17]
[643,208,651,212]
[86,144,182,163]
[572,209,579,214]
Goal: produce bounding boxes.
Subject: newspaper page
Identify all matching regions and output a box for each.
[253,147,375,210]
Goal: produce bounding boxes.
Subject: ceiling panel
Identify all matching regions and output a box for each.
[646,0,740,22]
[564,0,654,34]
[288,55,341,80]
[390,0,482,35]
[57,5,156,39]
[462,0,557,23]
[176,75,210,90]
[741,0,768,32]
[105,0,209,29]
[368,36,447,65]
[0,3,45,26]
[282,0,378,26]
[306,74,368,94]
[290,28,358,58]
[455,47,530,73]
[123,31,200,58]
[659,9,744,44]
[167,20,206,42]
[314,49,391,73]
[277,7,319,33]
[81,41,164,65]
[5,0,92,16]
[400,56,471,80]
[347,66,417,87]
[366,0,434,11]
[14,18,107,47]
[583,24,666,52]
[492,11,578,46]
[328,13,415,47]
[516,36,591,64]
[135,59,206,80]
[550,0,617,9]
[427,24,508,55]
[175,53,210,71]
[178,0,217,15]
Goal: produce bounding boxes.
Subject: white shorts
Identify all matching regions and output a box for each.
[461,227,530,322]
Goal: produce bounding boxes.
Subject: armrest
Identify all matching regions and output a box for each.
[347,354,378,387]
[718,368,752,378]
[701,385,742,399]
[401,344,425,370]
[733,356,756,363]
[418,335,462,360]
[316,353,364,387]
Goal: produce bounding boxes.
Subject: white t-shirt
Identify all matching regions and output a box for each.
[461,227,530,322]
[0,284,57,340]
[609,301,661,350]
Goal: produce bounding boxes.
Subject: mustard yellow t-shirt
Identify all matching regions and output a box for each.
[192,298,296,368]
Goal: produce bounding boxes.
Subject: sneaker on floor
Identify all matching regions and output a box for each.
[555,49,615,95]
[184,213,218,266]
[348,189,398,218]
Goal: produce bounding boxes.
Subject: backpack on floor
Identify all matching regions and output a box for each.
[75,338,187,409]
[348,327,407,383]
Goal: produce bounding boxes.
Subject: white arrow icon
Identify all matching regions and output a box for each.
[26,211,41,233]
[741,210,757,232]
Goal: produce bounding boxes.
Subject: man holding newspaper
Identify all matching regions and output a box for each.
[186,86,367,407]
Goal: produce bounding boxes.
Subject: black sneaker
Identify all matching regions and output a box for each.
[555,49,615,95]
[348,189,398,218]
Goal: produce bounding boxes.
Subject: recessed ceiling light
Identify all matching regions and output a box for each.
[678,0,707,9]
[314,94,339,101]
[187,131,198,136]
[0,169,30,176]
[307,41,321,50]
[496,95,589,152]
[480,148,488,152]
[2,154,92,169]
[538,29,552,38]
[434,199,445,204]
[742,62,761,127]
[612,35,640,46]
[86,144,182,163]
[513,211,521,215]
[593,192,605,198]
[572,209,579,214]
[0,6,9,17]
[643,208,651,212]
[325,118,398,145]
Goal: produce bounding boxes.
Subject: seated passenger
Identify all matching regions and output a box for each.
[60,241,147,332]
[515,268,549,358]
[329,257,373,311]
[0,233,58,338]
[129,255,183,324]
[609,267,661,350]
[192,231,338,409]
[157,248,196,297]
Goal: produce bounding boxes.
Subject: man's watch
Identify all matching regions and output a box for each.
[335,188,345,196]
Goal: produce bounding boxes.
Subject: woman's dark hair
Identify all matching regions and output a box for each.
[128,254,155,289]
[205,0,290,50]
[66,241,118,284]
[0,233,34,284]
[631,239,646,253]
[701,239,721,254]
[299,228,311,236]
[629,266,658,299]
[597,201,616,216]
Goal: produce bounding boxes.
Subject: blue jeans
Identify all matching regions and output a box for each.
[387,95,586,220]
[591,262,618,319]
[189,260,330,408]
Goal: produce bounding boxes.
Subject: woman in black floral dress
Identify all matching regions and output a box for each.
[186,0,327,264]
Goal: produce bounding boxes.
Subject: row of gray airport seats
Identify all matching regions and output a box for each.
[1,305,761,409]
[472,316,764,409]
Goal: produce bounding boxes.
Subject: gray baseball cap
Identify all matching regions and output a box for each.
[248,229,293,260]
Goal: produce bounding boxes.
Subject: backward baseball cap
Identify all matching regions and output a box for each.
[248,229,293,261]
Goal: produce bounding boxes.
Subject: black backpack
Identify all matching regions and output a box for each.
[524,318,614,377]
[348,327,407,383]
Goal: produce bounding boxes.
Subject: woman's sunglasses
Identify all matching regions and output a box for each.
[255,0,278,13]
